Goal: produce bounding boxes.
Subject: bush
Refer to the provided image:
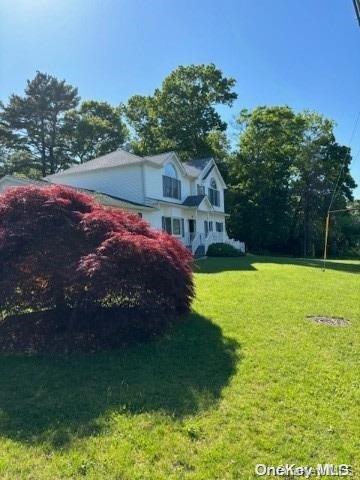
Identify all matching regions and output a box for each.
[207,243,243,257]
[0,185,194,347]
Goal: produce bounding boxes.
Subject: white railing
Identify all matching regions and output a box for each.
[204,232,215,253]
[182,233,193,248]
[224,237,246,253]
[191,233,203,255]
[180,231,245,255]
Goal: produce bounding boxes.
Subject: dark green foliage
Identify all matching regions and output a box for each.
[0,71,79,176]
[61,100,128,164]
[0,75,128,177]
[207,243,243,257]
[227,106,357,256]
[125,64,237,159]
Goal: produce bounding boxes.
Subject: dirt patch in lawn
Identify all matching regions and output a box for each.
[0,308,170,354]
[307,315,350,327]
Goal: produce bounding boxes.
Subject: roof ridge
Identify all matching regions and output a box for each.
[46,148,144,178]
[144,151,176,159]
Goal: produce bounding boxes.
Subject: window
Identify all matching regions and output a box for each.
[164,163,177,178]
[197,184,205,195]
[216,222,224,233]
[161,216,184,236]
[209,221,213,232]
[163,163,181,199]
[208,177,220,206]
[162,216,172,234]
[204,220,209,236]
[173,218,181,235]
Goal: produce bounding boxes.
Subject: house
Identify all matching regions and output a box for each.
[0,150,245,255]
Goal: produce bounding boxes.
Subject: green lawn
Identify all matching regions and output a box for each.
[0,255,359,479]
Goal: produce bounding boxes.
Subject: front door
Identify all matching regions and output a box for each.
[188,219,196,241]
[204,220,209,237]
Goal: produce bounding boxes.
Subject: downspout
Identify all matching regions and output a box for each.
[141,162,146,203]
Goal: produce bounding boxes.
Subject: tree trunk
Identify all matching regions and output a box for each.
[41,118,46,177]
[303,190,310,257]
[53,276,66,312]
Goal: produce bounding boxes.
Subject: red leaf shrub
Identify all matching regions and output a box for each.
[0,185,194,343]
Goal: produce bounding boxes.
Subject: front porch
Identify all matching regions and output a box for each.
[144,197,245,256]
[181,231,245,256]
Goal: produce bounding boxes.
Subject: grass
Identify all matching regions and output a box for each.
[0,255,359,479]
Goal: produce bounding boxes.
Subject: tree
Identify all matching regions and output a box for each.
[0,186,194,328]
[61,100,129,165]
[0,72,79,176]
[227,106,304,252]
[227,106,357,256]
[125,64,237,159]
[290,113,355,256]
[0,150,42,179]
[334,200,360,257]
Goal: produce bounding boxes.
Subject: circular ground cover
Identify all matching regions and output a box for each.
[306,315,350,327]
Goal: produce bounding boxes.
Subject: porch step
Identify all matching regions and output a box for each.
[194,245,206,258]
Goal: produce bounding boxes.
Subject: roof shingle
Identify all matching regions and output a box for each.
[182,195,206,207]
[47,149,143,178]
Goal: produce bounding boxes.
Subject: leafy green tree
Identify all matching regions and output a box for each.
[0,71,79,176]
[227,106,357,256]
[334,201,360,257]
[61,101,129,164]
[125,64,237,159]
[0,150,42,179]
[290,113,355,256]
[228,106,303,252]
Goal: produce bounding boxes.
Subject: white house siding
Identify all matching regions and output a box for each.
[143,163,191,203]
[49,165,145,204]
[143,205,199,243]
[200,168,225,213]
[142,209,163,230]
[144,205,191,232]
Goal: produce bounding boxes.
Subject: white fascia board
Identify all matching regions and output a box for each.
[201,161,227,189]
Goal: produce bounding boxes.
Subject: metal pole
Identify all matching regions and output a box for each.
[322,213,330,271]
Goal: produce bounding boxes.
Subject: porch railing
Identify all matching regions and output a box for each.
[182,231,245,255]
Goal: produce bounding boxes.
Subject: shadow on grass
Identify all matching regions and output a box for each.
[0,313,240,447]
[197,255,360,275]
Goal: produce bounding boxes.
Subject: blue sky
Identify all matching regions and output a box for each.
[1,0,360,196]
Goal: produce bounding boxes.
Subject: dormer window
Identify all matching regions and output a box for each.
[163,163,181,199]
[208,177,220,206]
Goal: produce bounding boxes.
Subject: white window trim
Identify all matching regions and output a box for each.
[172,217,182,236]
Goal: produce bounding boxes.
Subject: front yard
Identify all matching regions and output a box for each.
[0,255,359,479]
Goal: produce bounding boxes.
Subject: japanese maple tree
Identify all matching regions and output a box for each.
[0,185,194,326]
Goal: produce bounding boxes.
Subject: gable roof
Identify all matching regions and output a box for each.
[144,151,177,165]
[182,194,206,207]
[202,163,215,180]
[145,151,192,177]
[183,158,212,177]
[45,148,224,185]
[0,175,154,211]
[185,158,212,171]
[0,175,50,187]
[46,149,143,179]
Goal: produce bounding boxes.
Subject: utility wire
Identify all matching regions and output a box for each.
[327,109,360,213]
